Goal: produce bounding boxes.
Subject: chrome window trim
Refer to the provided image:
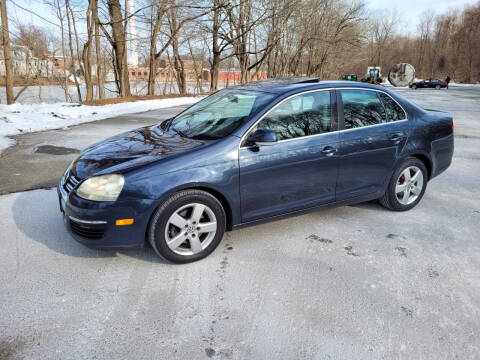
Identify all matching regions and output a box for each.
[339,118,409,134]
[239,87,408,149]
[69,216,107,225]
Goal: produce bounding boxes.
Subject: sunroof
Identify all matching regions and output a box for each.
[235,77,319,88]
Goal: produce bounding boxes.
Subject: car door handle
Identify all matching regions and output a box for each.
[388,133,404,142]
[321,146,337,155]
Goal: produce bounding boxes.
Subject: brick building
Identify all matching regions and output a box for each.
[202,69,268,82]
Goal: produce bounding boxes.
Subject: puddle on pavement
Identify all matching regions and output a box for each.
[34,145,79,155]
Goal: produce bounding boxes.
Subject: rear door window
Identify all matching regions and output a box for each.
[340,90,387,129]
[378,93,406,121]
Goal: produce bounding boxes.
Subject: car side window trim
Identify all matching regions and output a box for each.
[336,88,408,132]
[240,88,337,148]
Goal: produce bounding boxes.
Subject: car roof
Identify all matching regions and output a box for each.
[230,78,386,94]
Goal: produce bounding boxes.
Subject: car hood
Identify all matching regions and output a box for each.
[71,125,209,179]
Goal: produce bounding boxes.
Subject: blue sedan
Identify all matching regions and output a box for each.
[58,79,454,263]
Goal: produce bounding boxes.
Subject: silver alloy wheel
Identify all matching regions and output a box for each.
[395,166,424,205]
[164,203,217,256]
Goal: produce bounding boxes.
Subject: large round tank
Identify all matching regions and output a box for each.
[388,63,415,87]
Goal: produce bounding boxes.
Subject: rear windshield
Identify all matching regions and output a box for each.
[169,89,276,140]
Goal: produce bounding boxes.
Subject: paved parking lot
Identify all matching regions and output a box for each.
[1,86,479,359]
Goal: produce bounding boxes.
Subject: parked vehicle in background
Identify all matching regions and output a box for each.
[410,78,448,89]
[342,74,358,81]
[58,79,454,263]
[361,65,383,85]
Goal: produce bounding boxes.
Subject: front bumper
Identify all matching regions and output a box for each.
[58,183,155,248]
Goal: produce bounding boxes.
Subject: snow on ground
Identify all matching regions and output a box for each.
[450,82,480,87]
[0,96,202,154]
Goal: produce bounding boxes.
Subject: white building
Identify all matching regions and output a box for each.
[126,0,139,67]
[0,45,54,78]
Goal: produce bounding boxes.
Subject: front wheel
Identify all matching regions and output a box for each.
[379,157,428,211]
[148,190,226,263]
[435,84,441,89]
[411,85,417,89]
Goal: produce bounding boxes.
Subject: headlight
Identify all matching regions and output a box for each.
[77,174,124,202]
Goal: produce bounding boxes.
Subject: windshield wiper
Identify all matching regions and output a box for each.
[159,117,175,130]
[171,127,188,138]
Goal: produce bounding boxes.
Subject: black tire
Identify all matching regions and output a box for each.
[379,157,428,211]
[412,85,417,89]
[435,84,441,90]
[148,189,226,263]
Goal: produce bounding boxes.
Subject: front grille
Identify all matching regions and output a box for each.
[69,218,106,239]
[63,172,80,193]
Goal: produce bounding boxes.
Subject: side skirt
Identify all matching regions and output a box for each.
[231,190,384,231]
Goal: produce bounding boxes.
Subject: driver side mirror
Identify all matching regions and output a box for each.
[247,128,278,146]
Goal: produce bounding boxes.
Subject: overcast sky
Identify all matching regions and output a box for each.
[7,0,480,39]
[365,0,478,33]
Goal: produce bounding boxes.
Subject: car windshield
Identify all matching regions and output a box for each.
[168,89,276,140]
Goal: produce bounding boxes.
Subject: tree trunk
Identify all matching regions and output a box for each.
[1,0,14,104]
[56,0,69,101]
[147,3,165,96]
[169,5,186,95]
[65,0,82,102]
[172,41,186,95]
[94,0,104,99]
[210,0,221,91]
[82,0,94,102]
[107,0,130,97]
[210,53,220,92]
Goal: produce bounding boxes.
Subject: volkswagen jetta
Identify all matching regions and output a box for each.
[58,79,454,263]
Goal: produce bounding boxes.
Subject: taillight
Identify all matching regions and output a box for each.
[451,120,454,133]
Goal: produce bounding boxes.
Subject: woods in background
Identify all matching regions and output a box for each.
[1,0,479,104]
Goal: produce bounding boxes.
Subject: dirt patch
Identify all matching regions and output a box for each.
[344,245,359,257]
[205,347,216,357]
[395,246,408,257]
[82,93,207,106]
[307,234,333,243]
[401,306,414,317]
[387,233,406,240]
[426,267,440,278]
[0,338,26,359]
[34,145,79,155]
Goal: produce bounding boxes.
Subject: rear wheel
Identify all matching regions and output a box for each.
[412,84,417,89]
[148,190,226,263]
[379,157,428,211]
[435,84,441,89]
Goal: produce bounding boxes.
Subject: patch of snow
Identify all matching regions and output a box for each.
[382,79,392,87]
[449,82,480,87]
[0,96,202,154]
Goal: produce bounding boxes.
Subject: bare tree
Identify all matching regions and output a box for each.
[65,0,82,101]
[146,0,168,95]
[93,0,104,99]
[0,0,14,104]
[44,0,69,101]
[12,23,50,57]
[100,0,131,97]
[81,0,95,101]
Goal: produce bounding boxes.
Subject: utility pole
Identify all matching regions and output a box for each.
[0,0,14,104]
